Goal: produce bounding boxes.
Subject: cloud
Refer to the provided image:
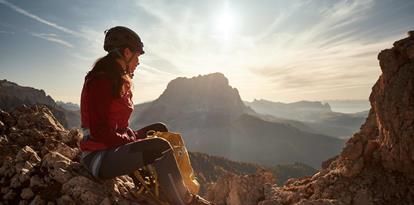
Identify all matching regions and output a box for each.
[246,0,407,97]
[0,30,14,34]
[29,32,73,48]
[0,0,79,36]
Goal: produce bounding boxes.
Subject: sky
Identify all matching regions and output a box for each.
[0,0,413,105]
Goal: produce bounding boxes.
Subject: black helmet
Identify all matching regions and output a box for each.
[104,26,144,54]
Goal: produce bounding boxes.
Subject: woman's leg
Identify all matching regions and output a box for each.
[98,137,170,178]
[98,137,193,204]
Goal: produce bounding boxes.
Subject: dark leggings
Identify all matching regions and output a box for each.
[84,123,191,204]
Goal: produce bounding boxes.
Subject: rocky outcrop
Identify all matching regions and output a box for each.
[205,31,414,205]
[189,152,316,195]
[205,170,275,205]
[0,105,139,204]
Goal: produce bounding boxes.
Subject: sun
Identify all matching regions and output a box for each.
[215,2,237,40]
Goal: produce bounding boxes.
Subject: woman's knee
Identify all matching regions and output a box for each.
[152,122,168,132]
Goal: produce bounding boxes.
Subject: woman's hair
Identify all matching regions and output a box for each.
[86,48,132,98]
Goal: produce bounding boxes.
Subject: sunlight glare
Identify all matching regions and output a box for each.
[215,2,236,41]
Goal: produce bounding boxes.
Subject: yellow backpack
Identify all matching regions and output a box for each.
[150,131,200,195]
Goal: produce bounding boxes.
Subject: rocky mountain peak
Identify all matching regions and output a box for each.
[141,73,251,123]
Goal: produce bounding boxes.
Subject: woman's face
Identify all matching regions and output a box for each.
[128,52,140,73]
[123,48,141,73]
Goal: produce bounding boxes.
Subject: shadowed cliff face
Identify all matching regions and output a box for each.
[205,32,414,205]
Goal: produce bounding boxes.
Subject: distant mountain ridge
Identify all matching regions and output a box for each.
[245,98,368,138]
[0,79,80,128]
[323,99,370,113]
[56,101,80,111]
[131,73,345,168]
[245,99,332,122]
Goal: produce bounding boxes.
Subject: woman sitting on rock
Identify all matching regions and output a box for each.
[79,26,211,205]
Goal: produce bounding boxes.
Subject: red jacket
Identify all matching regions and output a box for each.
[80,72,138,151]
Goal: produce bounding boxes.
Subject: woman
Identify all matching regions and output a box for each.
[80,26,212,205]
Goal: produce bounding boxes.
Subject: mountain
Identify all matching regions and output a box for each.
[245,99,368,138]
[0,80,80,129]
[245,99,332,122]
[323,99,370,113]
[56,101,80,111]
[133,73,255,123]
[131,73,344,168]
[205,31,414,205]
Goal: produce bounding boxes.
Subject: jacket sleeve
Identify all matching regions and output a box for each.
[87,77,136,146]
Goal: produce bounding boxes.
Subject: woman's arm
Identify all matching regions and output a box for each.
[87,77,136,146]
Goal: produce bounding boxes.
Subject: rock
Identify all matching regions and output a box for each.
[30,195,46,205]
[3,189,16,200]
[41,152,73,184]
[18,200,28,205]
[10,174,22,188]
[0,120,5,134]
[353,189,373,205]
[1,106,143,204]
[99,197,112,205]
[342,141,363,160]
[408,31,414,38]
[30,175,46,187]
[406,43,414,59]
[0,134,8,144]
[205,170,275,205]
[12,105,65,132]
[341,158,364,178]
[61,176,106,205]
[56,195,75,205]
[0,109,16,127]
[16,146,41,164]
[1,188,9,200]
[61,129,82,144]
[21,187,34,200]
[43,140,78,160]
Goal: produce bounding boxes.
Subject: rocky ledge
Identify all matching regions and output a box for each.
[0,105,140,205]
